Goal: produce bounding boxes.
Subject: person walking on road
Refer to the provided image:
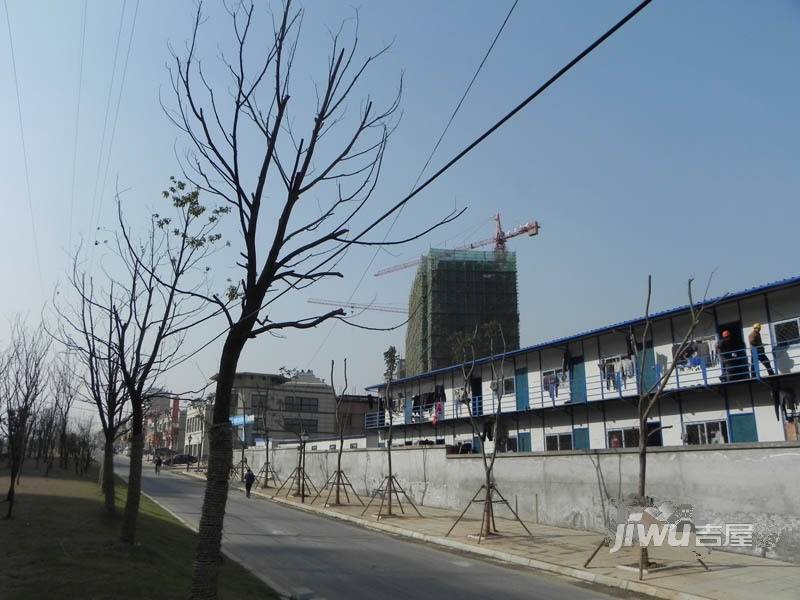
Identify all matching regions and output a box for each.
[154,455,163,476]
[244,467,256,498]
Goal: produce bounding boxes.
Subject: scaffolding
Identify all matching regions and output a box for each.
[405,249,520,376]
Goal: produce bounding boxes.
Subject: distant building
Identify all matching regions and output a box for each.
[404,249,520,377]
[145,396,181,452]
[176,409,187,452]
[222,370,337,446]
[338,394,378,437]
[184,397,213,460]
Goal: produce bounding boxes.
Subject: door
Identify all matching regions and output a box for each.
[718,321,747,380]
[518,431,532,452]
[470,377,483,416]
[569,357,587,403]
[515,368,530,411]
[573,427,590,449]
[729,413,758,443]
[637,346,658,394]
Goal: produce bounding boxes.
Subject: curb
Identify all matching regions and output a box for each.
[121,468,291,599]
[259,491,711,600]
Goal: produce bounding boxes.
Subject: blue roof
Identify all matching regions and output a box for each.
[366,273,800,390]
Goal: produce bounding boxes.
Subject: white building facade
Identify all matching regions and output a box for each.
[365,275,800,452]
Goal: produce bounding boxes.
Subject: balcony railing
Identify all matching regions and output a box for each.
[364,339,800,429]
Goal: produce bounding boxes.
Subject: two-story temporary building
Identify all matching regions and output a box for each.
[365,275,800,452]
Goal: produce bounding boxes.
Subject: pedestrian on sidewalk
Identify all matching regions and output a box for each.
[244,467,256,498]
[154,455,162,475]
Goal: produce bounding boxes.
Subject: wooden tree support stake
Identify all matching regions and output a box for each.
[311,469,364,506]
[445,483,533,544]
[361,474,422,519]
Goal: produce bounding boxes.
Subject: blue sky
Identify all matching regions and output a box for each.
[1,0,798,405]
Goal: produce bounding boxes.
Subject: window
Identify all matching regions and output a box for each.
[252,393,269,409]
[329,444,336,450]
[545,433,572,451]
[435,438,445,445]
[284,418,318,434]
[349,442,358,449]
[503,377,515,396]
[607,427,640,448]
[284,396,319,413]
[310,445,318,451]
[542,368,566,382]
[773,318,800,347]
[684,420,728,445]
[506,437,518,452]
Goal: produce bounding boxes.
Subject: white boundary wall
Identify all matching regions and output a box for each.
[246,442,800,563]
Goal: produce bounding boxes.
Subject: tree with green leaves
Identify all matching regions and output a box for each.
[106,178,226,543]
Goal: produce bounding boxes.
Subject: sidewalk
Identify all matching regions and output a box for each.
[179,469,799,600]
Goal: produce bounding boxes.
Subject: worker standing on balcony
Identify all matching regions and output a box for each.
[749,323,775,377]
[718,331,735,382]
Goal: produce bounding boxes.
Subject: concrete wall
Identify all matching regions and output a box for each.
[246,442,800,564]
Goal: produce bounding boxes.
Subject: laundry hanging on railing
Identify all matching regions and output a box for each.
[598,357,632,391]
[672,339,718,371]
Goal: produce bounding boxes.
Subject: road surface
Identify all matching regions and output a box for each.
[115,458,638,600]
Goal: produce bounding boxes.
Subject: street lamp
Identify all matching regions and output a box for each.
[186,434,193,471]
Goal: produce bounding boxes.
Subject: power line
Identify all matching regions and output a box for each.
[87,0,127,256]
[94,0,140,242]
[171,0,655,382]
[68,0,89,251]
[305,0,519,367]
[3,0,43,290]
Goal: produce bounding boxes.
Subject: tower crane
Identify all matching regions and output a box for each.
[374,213,539,277]
[307,298,407,315]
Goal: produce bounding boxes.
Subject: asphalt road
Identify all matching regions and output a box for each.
[115,457,635,600]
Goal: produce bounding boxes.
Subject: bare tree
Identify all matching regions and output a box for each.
[167,3,457,595]
[52,257,131,514]
[108,179,225,544]
[630,276,713,576]
[447,322,532,541]
[51,357,78,473]
[311,359,362,506]
[361,346,421,518]
[1,320,50,519]
[583,275,716,577]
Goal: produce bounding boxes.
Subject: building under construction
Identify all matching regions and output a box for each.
[404,248,520,376]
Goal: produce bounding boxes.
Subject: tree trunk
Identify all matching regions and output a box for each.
[5,460,20,519]
[482,485,493,537]
[120,401,144,543]
[335,443,343,505]
[102,437,116,515]
[60,427,68,469]
[637,407,650,570]
[189,334,242,600]
[637,409,647,502]
[261,434,269,489]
